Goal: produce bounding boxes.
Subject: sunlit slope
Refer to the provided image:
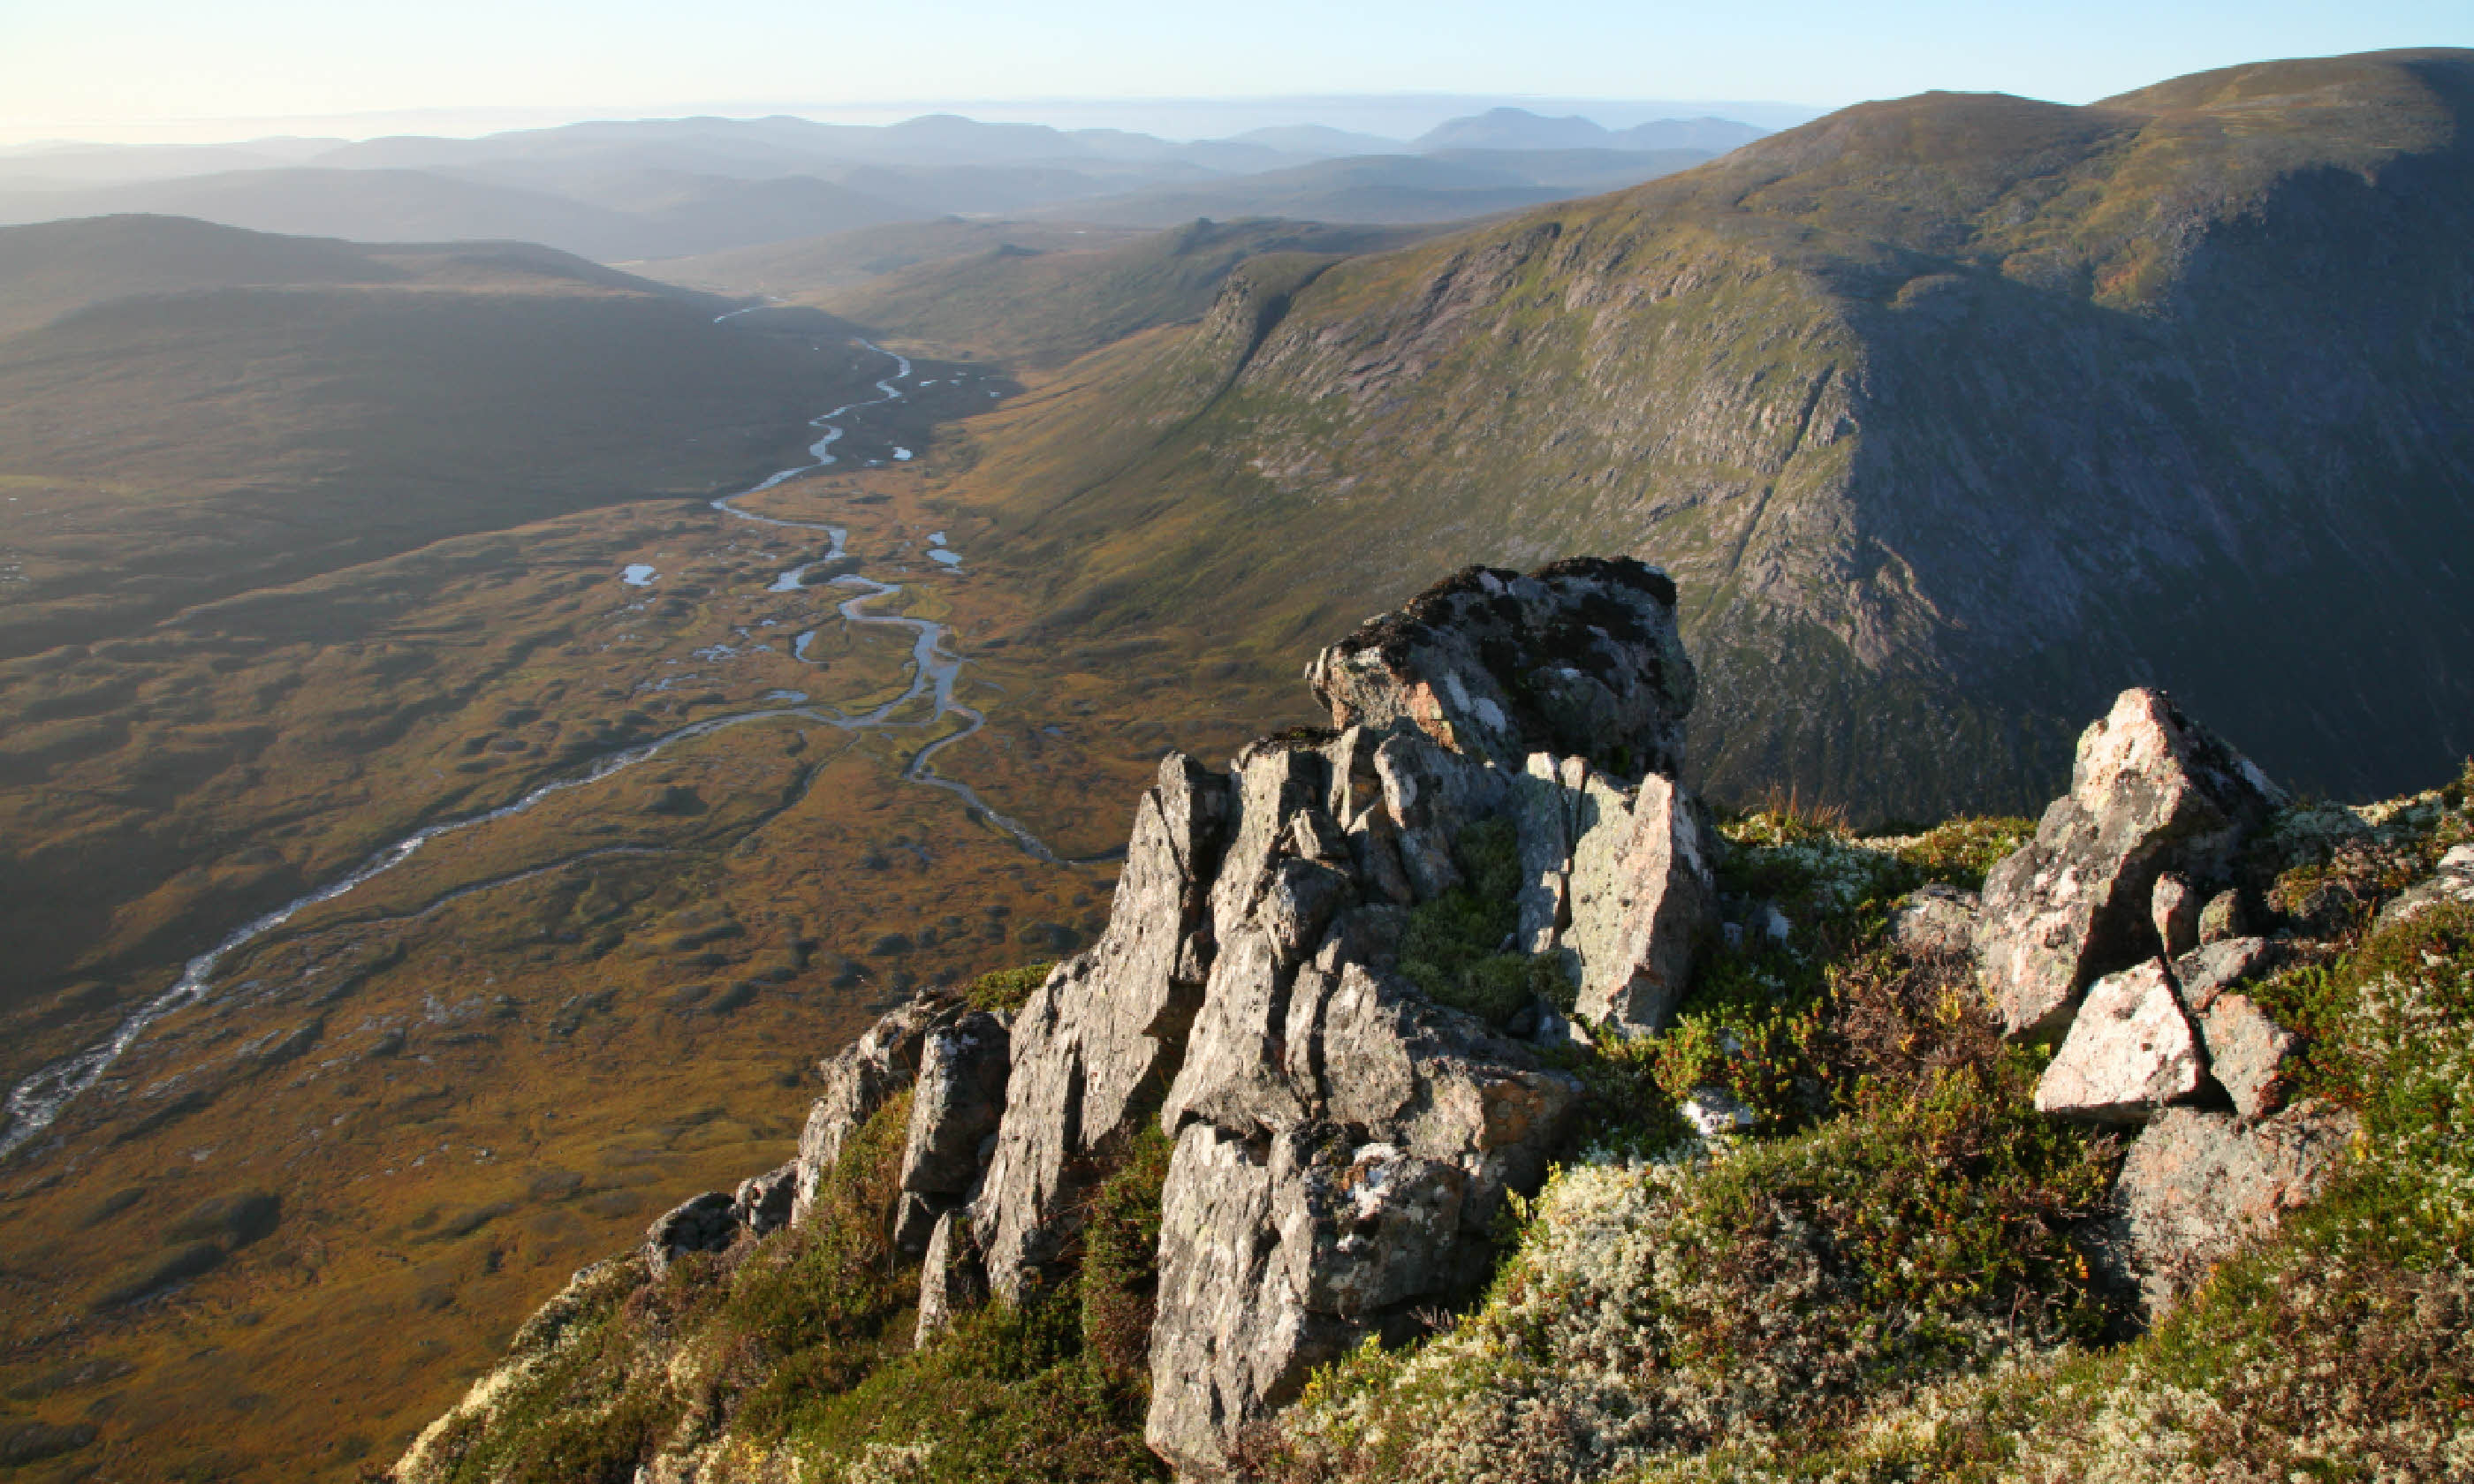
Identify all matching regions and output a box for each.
[816,216,1436,366]
[0,216,877,656]
[938,49,2474,818]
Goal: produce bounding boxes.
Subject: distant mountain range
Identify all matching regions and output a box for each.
[0,106,1775,260]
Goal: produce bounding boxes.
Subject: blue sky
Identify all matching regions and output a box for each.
[2,0,2467,142]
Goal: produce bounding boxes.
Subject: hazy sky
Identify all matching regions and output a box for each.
[4,0,2468,143]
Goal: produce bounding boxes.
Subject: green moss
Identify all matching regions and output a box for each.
[1080,1124,1175,1383]
[1398,817,1568,1027]
[967,960,1059,1014]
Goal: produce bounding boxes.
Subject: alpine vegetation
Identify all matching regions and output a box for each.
[391,559,2474,1482]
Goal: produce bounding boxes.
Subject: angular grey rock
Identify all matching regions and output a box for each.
[894,1010,1013,1253]
[641,1192,737,1280]
[2033,959,2204,1124]
[1148,953,1581,1477]
[914,1208,989,1348]
[791,996,957,1226]
[2197,993,2300,1121]
[2151,872,2200,959]
[732,1162,797,1238]
[2197,889,2248,944]
[2375,843,2474,931]
[2111,1101,2358,1312]
[973,753,1233,1301]
[1562,771,1717,1034]
[1304,558,1695,780]
[1888,882,1980,958]
[2170,935,2279,1012]
[1976,688,2284,1042]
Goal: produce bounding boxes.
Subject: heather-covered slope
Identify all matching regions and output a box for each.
[935,49,2474,819]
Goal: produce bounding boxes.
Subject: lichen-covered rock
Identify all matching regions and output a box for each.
[1976,688,2284,1042]
[2171,935,2280,1011]
[1147,950,1581,1477]
[732,1162,797,1238]
[2151,872,2201,958]
[1304,558,1695,780]
[642,1192,736,1280]
[2197,993,2301,1120]
[1562,771,1717,1034]
[2376,843,2474,931]
[914,1209,989,1347]
[791,996,957,1226]
[894,1010,1012,1253]
[2034,959,2205,1123]
[974,753,1233,1300]
[2197,888,2248,944]
[2110,1101,2359,1312]
[1888,882,1980,958]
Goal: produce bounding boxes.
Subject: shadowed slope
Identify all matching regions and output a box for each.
[932,49,2474,819]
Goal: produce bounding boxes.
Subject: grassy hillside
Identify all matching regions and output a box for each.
[641,219,1156,298]
[813,218,1436,367]
[1021,152,1703,228]
[0,216,883,658]
[923,49,2474,819]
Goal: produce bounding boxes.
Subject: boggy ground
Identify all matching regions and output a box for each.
[0,393,1299,1481]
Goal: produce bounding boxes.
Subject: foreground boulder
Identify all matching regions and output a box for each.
[2033,959,2204,1123]
[1976,688,2283,1041]
[2109,1102,2359,1312]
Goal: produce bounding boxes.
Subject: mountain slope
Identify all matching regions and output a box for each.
[1020,152,1712,228]
[814,217,1435,366]
[933,49,2474,818]
[0,215,877,657]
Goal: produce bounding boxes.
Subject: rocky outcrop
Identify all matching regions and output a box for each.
[895,1011,1011,1253]
[970,753,1234,1302]
[962,562,1696,1475]
[2109,1102,2359,1312]
[791,996,957,1225]
[641,1192,738,1281]
[1976,689,2284,1042]
[2378,843,2474,930]
[2033,959,2204,1124]
[1304,558,1695,780]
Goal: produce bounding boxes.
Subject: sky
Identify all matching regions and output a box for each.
[2,0,2468,144]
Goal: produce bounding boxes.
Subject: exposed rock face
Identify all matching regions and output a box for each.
[2378,843,2474,930]
[2033,959,2205,1124]
[1888,882,1979,958]
[2151,873,2200,959]
[914,1210,988,1348]
[1147,911,1582,1475]
[1976,688,2284,1041]
[973,753,1234,1301]
[2197,889,2248,944]
[2111,1102,2359,1312]
[732,1162,797,1238]
[642,1192,737,1281]
[2197,994,2301,1121]
[895,1011,1013,1253]
[1305,559,1696,780]
[966,562,1691,1475]
[791,996,956,1225]
[1562,771,1719,1034]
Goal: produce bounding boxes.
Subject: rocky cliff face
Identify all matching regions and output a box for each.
[948,49,2474,821]
[391,556,2473,1484]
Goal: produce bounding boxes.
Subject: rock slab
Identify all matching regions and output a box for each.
[1976,688,2282,1042]
[2033,959,2205,1124]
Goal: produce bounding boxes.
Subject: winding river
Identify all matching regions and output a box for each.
[0,334,1051,1161]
